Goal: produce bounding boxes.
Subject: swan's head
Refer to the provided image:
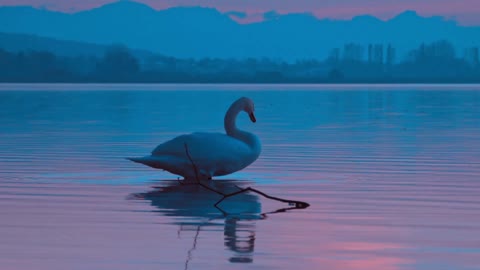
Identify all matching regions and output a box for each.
[239,97,256,123]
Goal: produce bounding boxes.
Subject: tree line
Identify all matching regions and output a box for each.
[1,41,479,83]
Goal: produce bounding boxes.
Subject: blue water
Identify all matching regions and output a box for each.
[1,84,479,270]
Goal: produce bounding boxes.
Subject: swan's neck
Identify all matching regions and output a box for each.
[224,102,261,154]
[224,102,242,137]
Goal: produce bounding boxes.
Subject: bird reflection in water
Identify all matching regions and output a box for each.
[130,179,303,267]
[224,217,255,264]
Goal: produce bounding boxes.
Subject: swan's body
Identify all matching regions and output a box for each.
[128,97,261,180]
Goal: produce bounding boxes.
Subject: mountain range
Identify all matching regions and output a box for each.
[1,0,480,61]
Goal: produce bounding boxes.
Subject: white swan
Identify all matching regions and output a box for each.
[128,97,261,180]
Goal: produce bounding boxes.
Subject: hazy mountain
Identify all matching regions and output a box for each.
[1,1,480,61]
[0,32,112,57]
[0,32,160,60]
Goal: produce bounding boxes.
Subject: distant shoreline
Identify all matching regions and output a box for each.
[2,83,480,91]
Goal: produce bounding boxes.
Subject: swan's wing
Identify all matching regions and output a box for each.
[149,132,257,177]
[151,132,252,161]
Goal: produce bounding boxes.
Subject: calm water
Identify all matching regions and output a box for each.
[1,85,480,270]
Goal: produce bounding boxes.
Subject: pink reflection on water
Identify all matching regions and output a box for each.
[1,88,479,269]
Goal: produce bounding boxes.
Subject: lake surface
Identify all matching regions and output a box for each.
[1,84,480,270]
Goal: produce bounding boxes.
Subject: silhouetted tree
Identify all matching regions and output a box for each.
[328,68,344,81]
[95,45,140,81]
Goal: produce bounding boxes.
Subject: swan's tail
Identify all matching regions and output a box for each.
[126,156,168,170]
[127,155,212,180]
[126,157,145,164]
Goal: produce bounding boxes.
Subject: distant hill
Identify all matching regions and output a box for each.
[0,32,159,60]
[0,32,111,57]
[1,1,480,61]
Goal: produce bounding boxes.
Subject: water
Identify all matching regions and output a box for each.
[1,84,480,270]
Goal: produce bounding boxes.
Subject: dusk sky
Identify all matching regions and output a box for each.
[1,0,480,25]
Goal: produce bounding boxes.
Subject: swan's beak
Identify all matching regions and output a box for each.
[249,112,256,123]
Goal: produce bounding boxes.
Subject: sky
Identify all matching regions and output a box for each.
[0,0,480,25]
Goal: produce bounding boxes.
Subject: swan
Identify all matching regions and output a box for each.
[128,97,261,180]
